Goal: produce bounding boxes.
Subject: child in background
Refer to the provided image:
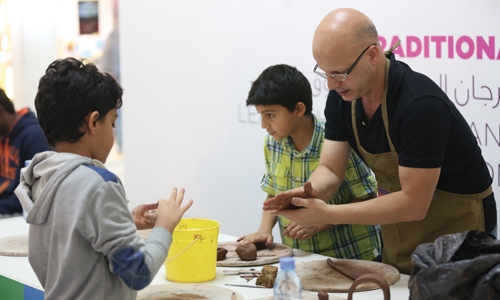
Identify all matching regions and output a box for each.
[238,64,381,260]
[15,58,193,300]
[0,88,49,217]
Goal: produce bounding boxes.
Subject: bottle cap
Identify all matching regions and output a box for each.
[279,256,295,270]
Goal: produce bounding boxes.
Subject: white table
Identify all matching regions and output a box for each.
[0,217,410,299]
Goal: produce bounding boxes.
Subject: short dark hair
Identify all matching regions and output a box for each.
[35,58,123,147]
[0,88,15,114]
[246,64,312,115]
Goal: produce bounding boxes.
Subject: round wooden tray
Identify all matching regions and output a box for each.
[0,234,28,257]
[295,259,400,293]
[217,241,293,267]
[137,283,244,300]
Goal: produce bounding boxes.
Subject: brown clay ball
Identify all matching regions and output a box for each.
[217,247,228,261]
[254,242,267,250]
[235,242,257,261]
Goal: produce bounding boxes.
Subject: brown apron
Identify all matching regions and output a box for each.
[350,46,490,274]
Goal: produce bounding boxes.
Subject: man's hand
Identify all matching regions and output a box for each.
[131,203,158,230]
[263,181,318,210]
[272,196,330,227]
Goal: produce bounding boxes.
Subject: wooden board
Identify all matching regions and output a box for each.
[217,241,293,267]
[0,234,28,257]
[255,290,345,300]
[137,283,244,300]
[295,259,400,293]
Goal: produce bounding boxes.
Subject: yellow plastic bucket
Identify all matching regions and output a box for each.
[165,218,220,283]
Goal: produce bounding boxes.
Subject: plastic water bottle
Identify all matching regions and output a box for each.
[273,257,302,300]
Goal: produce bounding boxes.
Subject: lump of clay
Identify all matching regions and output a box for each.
[256,265,278,288]
[217,247,228,261]
[235,242,257,261]
[317,289,329,300]
[254,242,267,250]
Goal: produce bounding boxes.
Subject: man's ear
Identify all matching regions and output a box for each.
[84,111,100,134]
[294,102,306,117]
[368,45,381,66]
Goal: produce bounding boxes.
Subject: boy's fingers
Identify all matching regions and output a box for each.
[181,199,194,213]
[143,203,158,210]
[169,187,178,200]
[144,211,158,219]
[176,188,186,202]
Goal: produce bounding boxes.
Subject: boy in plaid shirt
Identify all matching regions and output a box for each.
[238,64,381,260]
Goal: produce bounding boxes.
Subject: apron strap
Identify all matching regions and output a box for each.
[380,59,396,153]
[384,40,401,56]
[351,57,396,153]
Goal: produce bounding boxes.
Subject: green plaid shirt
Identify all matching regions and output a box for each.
[261,115,381,260]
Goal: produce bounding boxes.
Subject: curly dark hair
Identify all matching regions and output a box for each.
[246,64,312,115]
[34,57,123,147]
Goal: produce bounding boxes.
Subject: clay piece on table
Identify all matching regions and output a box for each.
[347,273,391,300]
[217,247,228,261]
[254,242,267,250]
[255,265,278,288]
[317,289,329,300]
[235,243,257,261]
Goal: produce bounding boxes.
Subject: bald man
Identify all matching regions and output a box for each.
[263,8,496,274]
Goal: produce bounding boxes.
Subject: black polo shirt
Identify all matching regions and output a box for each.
[324,53,496,231]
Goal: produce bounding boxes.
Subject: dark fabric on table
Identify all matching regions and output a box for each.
[409,230,500,300]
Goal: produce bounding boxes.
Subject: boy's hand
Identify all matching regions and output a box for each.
[131,202,158,230]
[155,187,194,234]
[282,222,328,240]
[237,231,274,246]
[263,181,318,210]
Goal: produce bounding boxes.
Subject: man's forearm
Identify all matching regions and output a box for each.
[308,165,343,201]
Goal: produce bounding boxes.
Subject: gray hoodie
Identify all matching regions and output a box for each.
[15,151,171,300]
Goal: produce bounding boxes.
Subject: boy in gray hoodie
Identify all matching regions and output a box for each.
[15,57,193,300]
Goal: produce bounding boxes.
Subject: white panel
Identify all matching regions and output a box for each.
[8,0,58,109]
[120,0,500,237]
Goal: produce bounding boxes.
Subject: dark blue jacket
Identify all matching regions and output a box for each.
[0,108,49,214]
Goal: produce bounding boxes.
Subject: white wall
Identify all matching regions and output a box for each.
[8,0,58,111]
[8,0,115,111]
[120,0,500,237]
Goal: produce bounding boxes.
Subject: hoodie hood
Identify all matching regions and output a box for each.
[15,151,96,225]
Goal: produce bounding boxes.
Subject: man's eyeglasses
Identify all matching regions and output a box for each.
[313,43,377,82]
